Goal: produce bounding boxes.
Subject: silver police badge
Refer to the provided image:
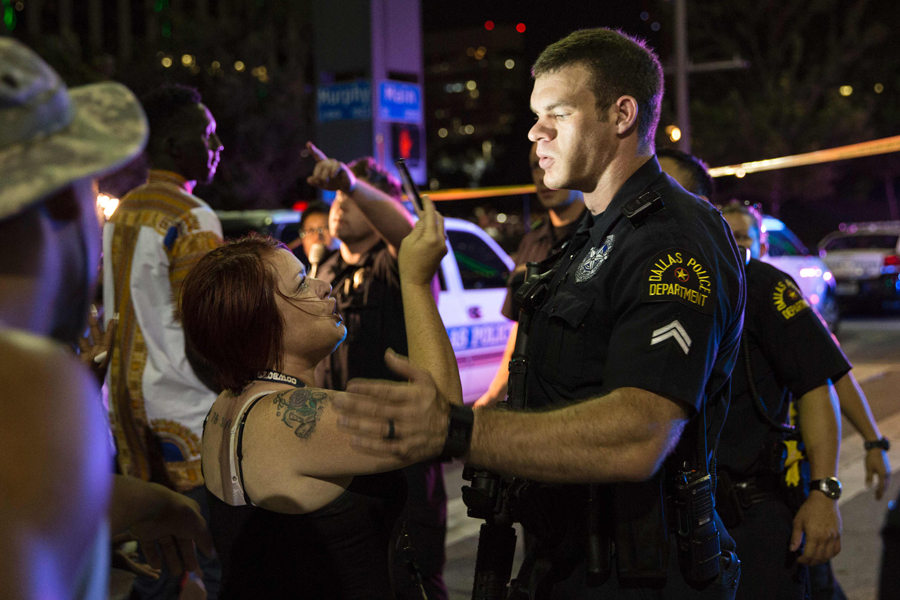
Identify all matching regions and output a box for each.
[575,234,615,283]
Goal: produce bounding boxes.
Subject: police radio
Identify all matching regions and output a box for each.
[672,470,721,583]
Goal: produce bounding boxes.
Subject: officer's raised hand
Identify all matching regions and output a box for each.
[305,141,357,193]
[336,350,449,463]
[790,490,842,566]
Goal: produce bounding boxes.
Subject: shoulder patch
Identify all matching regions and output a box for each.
[642,248,715,315]
[771,278,810,322]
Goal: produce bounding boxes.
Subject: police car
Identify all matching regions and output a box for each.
[439,219,515,403]
[761,216,839,331]
[818,221,900,312]
[217,210,514,403]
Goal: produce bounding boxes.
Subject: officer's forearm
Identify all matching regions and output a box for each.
[466,387,688,483]
[798,384,841,480]
[401,282,463,406]
[834,371,881,442]
[350,180,414,249]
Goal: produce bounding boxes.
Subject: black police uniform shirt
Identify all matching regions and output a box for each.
[526,157,746,426]
[717,258,852,476]
[316,240,409,391]
[501,209,585,321]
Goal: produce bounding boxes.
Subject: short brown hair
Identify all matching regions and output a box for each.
[720,200,767,243]
[532,28,663,154]
[181,235,285,394]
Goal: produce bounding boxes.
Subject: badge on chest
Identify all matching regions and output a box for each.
[575,234,615,283]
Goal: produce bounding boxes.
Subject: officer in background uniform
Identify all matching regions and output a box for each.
[332,28,746,599]
[657,149,891,600]
[715,201,845,599]
[664,151,893,600]
[476,142,586,408]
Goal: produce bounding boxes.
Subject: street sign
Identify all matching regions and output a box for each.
[317,80,372,123]
[378,81,422,124]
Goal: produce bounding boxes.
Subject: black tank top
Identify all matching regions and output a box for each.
[205,389,407,599]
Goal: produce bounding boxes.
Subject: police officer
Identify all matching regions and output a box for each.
[661,150,889,599]
[716,201,846,599]
[334,28,745,598]
[476,142,586,408]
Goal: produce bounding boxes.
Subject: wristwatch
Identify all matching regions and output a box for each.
[864,437,891,452]
[810,477,842,500]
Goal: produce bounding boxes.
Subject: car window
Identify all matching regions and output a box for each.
[447,230,510,290]
[822,234,900,251]
[767,230,805,257]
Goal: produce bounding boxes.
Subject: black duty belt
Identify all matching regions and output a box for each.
[729,474,780,509]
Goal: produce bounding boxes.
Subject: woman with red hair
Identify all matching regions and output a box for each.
[181,199,459,599]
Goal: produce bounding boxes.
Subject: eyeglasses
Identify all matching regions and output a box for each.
[299,227,328,239]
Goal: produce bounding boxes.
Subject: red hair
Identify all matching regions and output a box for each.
[181,235,285,394]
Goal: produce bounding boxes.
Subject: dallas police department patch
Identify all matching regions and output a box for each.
[642,248,715,315]
[771,278,810,322]
[575,234,615,283]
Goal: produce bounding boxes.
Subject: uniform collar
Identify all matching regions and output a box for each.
[148,169,194,193]
[582,156,664,246]
[534,210,583,239]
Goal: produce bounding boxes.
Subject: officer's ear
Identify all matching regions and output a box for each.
[612,95,639,136]
[758,238,769,259]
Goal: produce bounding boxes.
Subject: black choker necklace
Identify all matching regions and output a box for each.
[256,370,305,388]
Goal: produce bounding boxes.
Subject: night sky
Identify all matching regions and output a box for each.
[423,0,663,72]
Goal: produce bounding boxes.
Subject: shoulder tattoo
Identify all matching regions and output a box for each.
[272,389,328,439]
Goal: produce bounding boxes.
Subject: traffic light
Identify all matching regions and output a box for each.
[392,123,420,167]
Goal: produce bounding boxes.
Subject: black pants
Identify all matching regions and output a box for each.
[879,487,900,600]
[729,499,807,600]
[808,562,846,600]
[391,460,448,600]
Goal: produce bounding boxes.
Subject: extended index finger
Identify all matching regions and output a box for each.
[419,193,436,229]
[306,141,328,162]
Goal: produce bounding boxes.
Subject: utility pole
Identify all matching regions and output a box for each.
[670,0,749,154]
[674,0,690,152]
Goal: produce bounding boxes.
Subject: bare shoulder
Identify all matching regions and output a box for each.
[0,329,99,419]
[0,329,110,518]
[264,386,334,440]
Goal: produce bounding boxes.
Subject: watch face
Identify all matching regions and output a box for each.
[821,478,842,498]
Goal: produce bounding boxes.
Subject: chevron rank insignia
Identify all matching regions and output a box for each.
[642,248,715,315]
[651,320,691,355]
[771,278,810,322]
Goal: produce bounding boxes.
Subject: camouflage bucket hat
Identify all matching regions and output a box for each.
[0,38,148,220]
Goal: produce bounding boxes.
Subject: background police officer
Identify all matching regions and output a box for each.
[333,28,746,598]
[662,152,892,600]
[718,201,845,599]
